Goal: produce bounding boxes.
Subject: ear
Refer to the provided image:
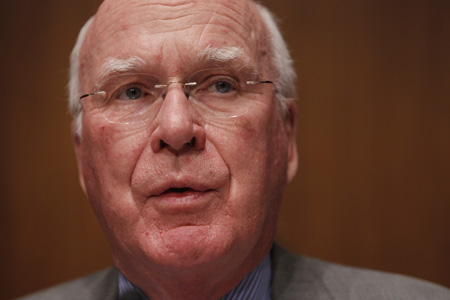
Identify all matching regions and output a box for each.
[72,121,87,194]
[283,99,298,184]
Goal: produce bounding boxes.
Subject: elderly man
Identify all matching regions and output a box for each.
[19,0,449,299]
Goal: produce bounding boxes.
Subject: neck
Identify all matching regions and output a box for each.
[127,261,258,300]
[116,246,271,300]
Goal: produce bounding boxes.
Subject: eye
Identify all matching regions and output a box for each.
[186,71,241,100]
[213,81,233,93]
[119,87,142,100]
[204,76,238,94]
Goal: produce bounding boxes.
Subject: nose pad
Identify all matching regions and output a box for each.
[150,84,205,153]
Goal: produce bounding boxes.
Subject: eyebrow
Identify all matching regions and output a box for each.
[195,46,254,68]
[97,56,147,83]
[195,46,259,78]
[96,46,258,84]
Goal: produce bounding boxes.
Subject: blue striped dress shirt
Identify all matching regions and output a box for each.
[118,254,272,300]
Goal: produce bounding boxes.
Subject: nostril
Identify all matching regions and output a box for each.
[188,137,196,147]
[159,137,195,151]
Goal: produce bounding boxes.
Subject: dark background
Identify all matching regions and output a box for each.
[1,0,449,298]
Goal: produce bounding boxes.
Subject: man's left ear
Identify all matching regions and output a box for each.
[284,99,298,184]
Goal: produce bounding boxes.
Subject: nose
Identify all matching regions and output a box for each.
[150,84,206,153]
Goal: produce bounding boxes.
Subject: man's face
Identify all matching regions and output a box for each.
[74,0,297,275]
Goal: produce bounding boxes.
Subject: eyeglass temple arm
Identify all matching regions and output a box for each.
[80,91,106,100]
[246,80,274,85]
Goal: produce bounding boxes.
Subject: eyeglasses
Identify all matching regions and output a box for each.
[79,68,275,124]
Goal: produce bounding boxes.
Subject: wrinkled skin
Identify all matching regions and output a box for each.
[74,0,298,299]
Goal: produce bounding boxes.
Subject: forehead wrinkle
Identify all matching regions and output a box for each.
[95,0,256,44]
[84,2,249,72]
[95,1,207,37]
[192,0,270,77]
[194,2,255,46]
[190,1,269,77]
[82,0,271,86]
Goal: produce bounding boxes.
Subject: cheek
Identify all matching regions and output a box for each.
[208,107,288,222]
[222,112,288,182]
[79,119,151,230]
[82,122,150,180]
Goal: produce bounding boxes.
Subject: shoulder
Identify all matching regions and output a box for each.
[271,244,450,300]
[15,267,119,300]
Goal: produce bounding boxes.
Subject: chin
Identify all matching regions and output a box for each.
[135,224,237,269]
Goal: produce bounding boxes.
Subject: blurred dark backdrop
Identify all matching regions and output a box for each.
[1,0,449,298]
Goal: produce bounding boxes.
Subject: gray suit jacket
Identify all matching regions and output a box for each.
[17,244,450,299]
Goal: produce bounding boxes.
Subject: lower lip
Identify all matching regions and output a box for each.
[149,190,214,213]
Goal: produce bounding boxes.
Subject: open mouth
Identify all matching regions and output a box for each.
[157,187,199,196]
[165,187,193,194]
[149,186,215,213]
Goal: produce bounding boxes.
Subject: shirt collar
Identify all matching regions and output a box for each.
[118,254,272,300]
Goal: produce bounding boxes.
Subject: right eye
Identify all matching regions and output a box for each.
[118,87,142,100]
[100,74,162,106]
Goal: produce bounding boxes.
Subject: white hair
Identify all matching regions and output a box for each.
[199,46,243,63]
[255,4,297,100]
[68,16,94,135]
[97,56,147,82]
[68,2,296,135]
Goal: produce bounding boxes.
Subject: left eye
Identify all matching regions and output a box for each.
[119,87,142,100]
[213,81,233,93]
[205,76,239,94]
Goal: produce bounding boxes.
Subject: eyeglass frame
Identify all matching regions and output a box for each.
[79,70,276,124]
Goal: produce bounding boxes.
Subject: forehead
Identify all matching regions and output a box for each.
[81,0,267,79]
